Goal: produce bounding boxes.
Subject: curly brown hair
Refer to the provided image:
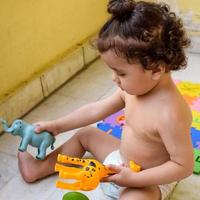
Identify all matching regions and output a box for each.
[97,0,191,72]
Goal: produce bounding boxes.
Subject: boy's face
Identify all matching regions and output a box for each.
[101,50,161,96]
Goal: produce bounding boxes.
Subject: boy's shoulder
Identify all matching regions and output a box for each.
[157,90,192,129]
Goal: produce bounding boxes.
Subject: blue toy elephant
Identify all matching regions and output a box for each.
[0,118,56,160]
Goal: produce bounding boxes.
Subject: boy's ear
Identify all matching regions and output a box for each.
[151,65,165,80]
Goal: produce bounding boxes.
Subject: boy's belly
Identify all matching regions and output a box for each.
[119,125,170,169]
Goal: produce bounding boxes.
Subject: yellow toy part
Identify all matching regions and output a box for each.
[129,160,141,172]
[192,110,200,131]
[176,81,200,98]
[55,154,141,191]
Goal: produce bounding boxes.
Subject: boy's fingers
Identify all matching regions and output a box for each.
[34,126,42,133]
[33,122,56,135]
[107,164,122,173]
[33,122,45,133]
[102,174,118,183]
[101,177,108,182]
[101,165,123,183]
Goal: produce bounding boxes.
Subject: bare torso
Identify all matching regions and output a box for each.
[119,83,191,170]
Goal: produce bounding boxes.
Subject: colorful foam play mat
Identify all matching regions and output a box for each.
[97,80,200,174]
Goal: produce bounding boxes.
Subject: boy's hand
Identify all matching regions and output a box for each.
[34,120,59,136]
[102,164,137,187]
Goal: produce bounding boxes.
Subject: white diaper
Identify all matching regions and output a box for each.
[100,150,177,200]
[159,182,178,200]
[101,150,123,199]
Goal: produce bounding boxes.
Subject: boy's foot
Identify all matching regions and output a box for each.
[18,151,41,183]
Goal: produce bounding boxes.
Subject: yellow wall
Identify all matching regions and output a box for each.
[0,0,108,99]
[1,0,198,101]
[177,0,200,13]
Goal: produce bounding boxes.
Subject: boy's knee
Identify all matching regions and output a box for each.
[75,126,96,149]
[75,126,94,139]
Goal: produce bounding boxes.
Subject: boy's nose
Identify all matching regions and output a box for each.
[112,73,120,84]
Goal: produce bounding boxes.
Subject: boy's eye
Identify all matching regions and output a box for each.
[118,73,126,77]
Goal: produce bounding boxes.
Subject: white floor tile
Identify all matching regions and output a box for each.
[0,153,18,189]
[171,175,200,200]
[0,174,57,200]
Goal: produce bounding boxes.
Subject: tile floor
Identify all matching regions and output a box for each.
[0,53,200,200]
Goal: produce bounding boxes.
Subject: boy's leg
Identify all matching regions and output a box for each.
[18,126,120,183]
[119,186,161,200]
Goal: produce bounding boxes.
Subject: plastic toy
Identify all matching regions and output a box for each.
[62,192,89,200]
[55,154,141,191]
[0,118,55,160]
[193,149,200,174]
[97,110,124,139]
[97,122,122,139]
[191,127,200,148]
[104,110,125,127]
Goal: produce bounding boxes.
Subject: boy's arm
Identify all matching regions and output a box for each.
[55,89,125,133]
[105,109,194,187]
[130,113,194,187]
